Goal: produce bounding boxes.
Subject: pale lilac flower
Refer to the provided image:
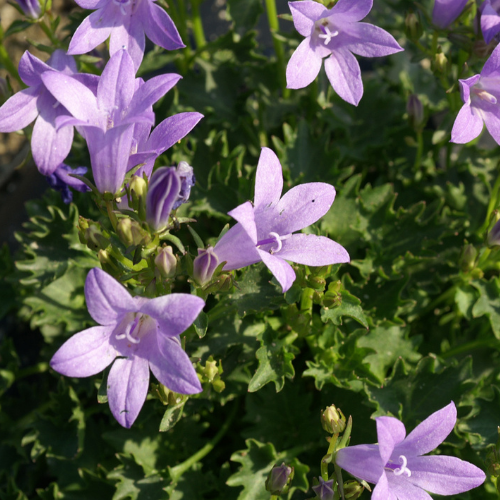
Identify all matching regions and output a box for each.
[214,148,349,293]
[50,268,204,428]
[480,0,500,44]
[68,0,184,71]
[47,164,90,204]
[286,0,403,105]
[451,43,500,145]
[432,0,468,28]
[15,0,40,18]
[0,50,97,175]
[41,49,181,193]
[336,402,486,500]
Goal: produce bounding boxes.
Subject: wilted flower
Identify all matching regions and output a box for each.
[46,164,90,204]
[193,247,219,286]
[173,161,195,210]
[432,0,468,28]
[335,402,486,499]
[146,167,181,231]
[312,477,334,500]
[265,463,294,496]
[50,268,204,428]
[286,0,403,105]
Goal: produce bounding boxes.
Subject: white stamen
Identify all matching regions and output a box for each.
[393,455,411,477]
[116,316,141,344]
[318,26,339,45]
[269,231,282,253]
[475,89,498,104]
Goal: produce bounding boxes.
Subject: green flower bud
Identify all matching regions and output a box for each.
[265,463,294,496]
[155,246,177,278]
[85,224,110,251]
[407,94,425,131]
[343,480,364,500]
[434,50,448,73]
[117,218,150,247]
[459,243,477,273]
[405,10,423,41]
[321,404,346,434]
[129,175,147,216]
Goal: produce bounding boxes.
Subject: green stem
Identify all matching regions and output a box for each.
[423,285,457,314]
[479,171,500,236]
[39,19,60,47]
[168,399,238,483]
[321,433,338,481]
[441,338,500,358]
[191,0,206,50]
[413,130,423,171]
[0,28,22,84]
[17,362,49,380]
[264,0,289,98]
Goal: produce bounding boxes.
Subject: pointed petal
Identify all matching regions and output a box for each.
[481,42,500,78]
[432,0,468,28]
[146,112,203,153]
[376,416,406,464]
[258,249,296,292]
[148,334,202,394]
[127,151,157,174]
[75,0,106,8]
[126,74,181,119]
[228,201,258,244]
[68,8,114,55]
[143,2,185,51]
[406,455,486,495]
[277,234,349,266]
[0,87,39,132]
[18,51,50,87]
[335,444,384,484]
[47,50,77,74]
[254,147,283,209]
[97,49,135,117]
[479,101,500,145]
[73,73,100,95]
[107,356,149,428]
[387,474,433,500]
[481,1,500,44]
[372,472,397,500]
[396,402,456,457]
[138,294,205,338]
[331,0,373,22]
[340,22,403,58]
[324,49,363,106]
[214,223,262,270]
[288,1,328,37]
[50,326,116,377]
[85,267,135,325]
[286,38,323,90]
[109,19,146,72]
[451,103,484,144]
[458,75,481,104]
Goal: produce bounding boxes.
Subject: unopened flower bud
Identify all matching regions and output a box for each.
[155,246,177,278]
[486,427,500,477]
[459,243,477,273]
[85,224,110,251]
[321,404,346,434]
[343,480,364,500]
[204,358,219,382]
[434,50,448,73]
[15,0,41,18]
[407,94,425,131]
[117,218,150,247]
[193,246,219,286]
[129,175,147,215]
[405,10,423,41]
[146,167,181,231]
[312,477,334,500]
[488,219,500,247]
[173,161,195,210]
[265,463,294,496]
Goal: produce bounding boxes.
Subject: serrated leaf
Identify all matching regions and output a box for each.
[472,278,500,338]
[321,290,368,329]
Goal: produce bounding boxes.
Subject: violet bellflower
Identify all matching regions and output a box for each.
[432,0,468,29]
[213,148,350,293]
[286,0,403,105]
[335,402,486,500]
[41,49,181,194]
[451,43,500,145]
[67,0,184,71]
[146,166,181,231]
[50,268,204,428]
[480,0,500,44]
[0,50,98,176]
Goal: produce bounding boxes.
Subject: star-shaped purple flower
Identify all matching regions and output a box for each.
[480,0,500,44]
[451,43,500,145]
[432,0,468,29]
[0,50,97,176]
[213,148,349,293]
[286,0,403,105]
[68,0,184,71]
[50,268,204,428]
[335,402,486,500]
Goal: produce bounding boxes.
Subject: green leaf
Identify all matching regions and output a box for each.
[321,290,369,329]
[248,329,297,393]
[227,0,263,32]
[472,278,500,338]
[159,399,186,432]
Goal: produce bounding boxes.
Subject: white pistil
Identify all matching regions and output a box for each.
[116,315,141,344]
[318,25,339,45]
[474,88,498,104]
[393,455,411,477]
[269,232,283,253]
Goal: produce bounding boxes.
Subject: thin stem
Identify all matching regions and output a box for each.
[441,338,500,358]
[168,399,238,483]
[0,26,22,85]
[321,433,338,481]
[479,171,500,236]
[190,0,206,50]
[413,130,423,171]
[39,19,60,47]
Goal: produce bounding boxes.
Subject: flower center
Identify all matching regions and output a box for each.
[115,313,154,345]
[385,455,412,477]
[256,232,291,254]
[315,18,339,45]
[472,87,498,104]
[113,0,131,16]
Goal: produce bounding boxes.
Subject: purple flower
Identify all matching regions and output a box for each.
[41,49,181,193]
[286,0,403,105]
[0,50,97,176]
[46,164,90,204]
[193,247,219,286]
[451,43,500,145]
[50,268,204,428]
[432,0,468,29]
[15,0,40,18]
[146,166,181,230]
[335,403,486,499]
[68,0,184,71]
[312,477,334,500]
[173,161,195,210]
[480,0,500,44]
[214,148,350,293]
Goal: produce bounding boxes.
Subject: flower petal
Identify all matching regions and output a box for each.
[143,1,185,51]
[335,444,384,484]
[46,50,77,74]
[407,455,486,495]
[386,474,432,500]
[109,18,146,72]
[432,0,468,28]
[289,1,328,37]
[228,201,258,244]
[372,472,398,500]
[107,356,150,428]
[451,103,484,144]
[214,223,262,270]
[482,103,500,145]
[481,1,500,44]
[324,49,363,106]
[0,86,39,132]
[257,249,296,292]
[396,402,456,457]
[286,38,323,90]
[340,22,403,58]
[68,8,114,55]
[481,43,500,78]
[330,0,373,22]
[50,326,116,377]
[18,51,50,87]
[376,416,406,464]
[254,147,283,210]
[148,335,202,394]
[85,267,135,326]
[277,234,349,266]
[138,293,205,338]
